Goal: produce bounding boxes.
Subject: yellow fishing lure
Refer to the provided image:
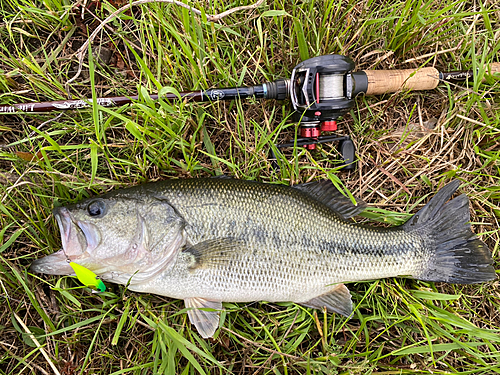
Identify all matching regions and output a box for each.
[69,262,106,292]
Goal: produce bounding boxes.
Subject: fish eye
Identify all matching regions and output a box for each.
[87,199,107,218]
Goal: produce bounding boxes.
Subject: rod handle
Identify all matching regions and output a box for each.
[363,67,440,95]
[486,62,500,75]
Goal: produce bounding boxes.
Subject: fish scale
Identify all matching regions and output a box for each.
[31,178,496,338]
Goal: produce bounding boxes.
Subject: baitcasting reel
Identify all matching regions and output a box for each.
[283,54,367,169]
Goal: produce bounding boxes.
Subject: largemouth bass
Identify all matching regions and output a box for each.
[31,178,496,338]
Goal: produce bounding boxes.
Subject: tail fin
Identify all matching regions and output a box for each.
[404,180,496,284]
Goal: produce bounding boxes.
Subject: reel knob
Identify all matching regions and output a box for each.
[338,138,356,170]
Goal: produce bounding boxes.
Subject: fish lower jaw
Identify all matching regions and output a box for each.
[100,271,136,285]
[98,257,178,286]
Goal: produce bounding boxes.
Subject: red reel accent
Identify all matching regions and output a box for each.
[304,143,316,150]
[300,126,320,150]
[320,120,337,132]
[300,127,320,138]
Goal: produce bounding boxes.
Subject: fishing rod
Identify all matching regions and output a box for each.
[2,55,499,168]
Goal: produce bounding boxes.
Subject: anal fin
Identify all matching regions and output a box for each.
[184,297,222,338]
[300,284,353,317]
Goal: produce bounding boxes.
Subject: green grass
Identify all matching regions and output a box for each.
[0,0,499,374]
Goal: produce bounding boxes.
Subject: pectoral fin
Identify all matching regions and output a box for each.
[183,238,246,270]
[184,297,222,338]
[300,284,353,317]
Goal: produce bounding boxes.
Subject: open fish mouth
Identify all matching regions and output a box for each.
[54,207,87,257]
[30,207,99,275]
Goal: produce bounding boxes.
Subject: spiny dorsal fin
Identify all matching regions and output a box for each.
[184,297,222,338]
[293,180,366,220]
[300,284,353,317]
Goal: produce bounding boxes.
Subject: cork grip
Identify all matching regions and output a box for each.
[364,67,440,95]
[487,62,500,76]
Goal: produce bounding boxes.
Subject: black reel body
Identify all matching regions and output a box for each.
[290,54,356,122]
[285,54,358,169]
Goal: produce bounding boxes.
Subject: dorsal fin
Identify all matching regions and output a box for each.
[293,180,366,219]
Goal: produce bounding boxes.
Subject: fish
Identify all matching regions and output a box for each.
[30,178,496,338]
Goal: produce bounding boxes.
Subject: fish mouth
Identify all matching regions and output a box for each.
[30,248,73,275]
[30,207,100,275]
[53,206,88,258]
